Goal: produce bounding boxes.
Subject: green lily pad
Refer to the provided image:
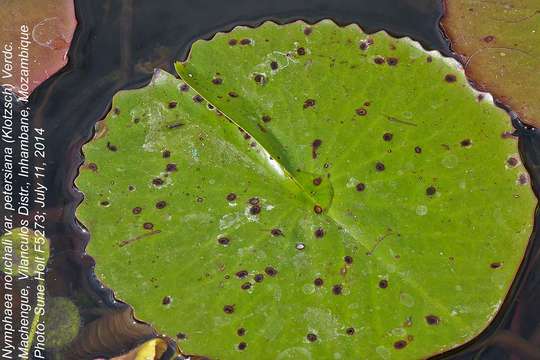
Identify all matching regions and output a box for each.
[76,20,535,359]
[441,0,540,127]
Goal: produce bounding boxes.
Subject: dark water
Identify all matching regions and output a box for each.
[14,0,540,358]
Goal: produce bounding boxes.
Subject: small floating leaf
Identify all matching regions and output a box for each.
[442,0,540,127]
[76,21,535,359]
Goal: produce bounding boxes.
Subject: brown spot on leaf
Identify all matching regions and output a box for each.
[218,237,230,245]
[344,256,353,264]
[212,77,223,85]
[356,183,366,192]
[240,38,251,45]
[237,328,246,336]
[152,178,164,186]
[304,99,316,109]
[143,222,154,230]
[162,296,171,305]
[313,177,322,186]
[297,47,306,55]
[254,73,266,85]
[254,274,264,282]
[313,205,323,214]
[374,57,385,65]
[507,157,518,167]
[426,186,436,196]
[238,342,247,350]
[241,282,251,290]
[383,132,393,141]
[236,270,248,279]
[155,201,166,209]
[460,139,472,147]
[379,279,388,289]
[132,207,142,215]
[87,162,98,171]
[445,74,457,82]
[304,27,312,36]
[394,340,407,349]
[270,61,278,70]
[375,162,385,171]
[249,205,261,215]
[355,108,367,116]
[228,91,239,98]
[346,327,355,335]
[262,115,271,122]
[491,262,502,269]
[168,101,177,109]
[312,139,322,159]
[227,193,237,202]
[314,228,325,238]
[271,228,283,237]
[483,35,495,42]
[228,39,238,46]
[425,315,440,325]
[307,333,318,342]
[314,278,324,286]
[106,142,117,151]
[223,304,235,314]
[387,57,398,66]
[265,266,277,276]
[166,163,177,172]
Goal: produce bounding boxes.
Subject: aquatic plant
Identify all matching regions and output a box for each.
[44,297,81,349]
[76,20,535,359]
[442,0,540,127]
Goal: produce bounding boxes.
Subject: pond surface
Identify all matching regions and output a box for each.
[17,0,540,358]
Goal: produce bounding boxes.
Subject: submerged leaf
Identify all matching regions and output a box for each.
[442,0,540,127]
[76,21,535,359]
[111,338,169,360]
[44,297,80,349]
